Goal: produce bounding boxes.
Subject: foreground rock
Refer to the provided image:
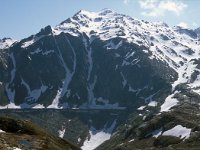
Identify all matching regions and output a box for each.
[0,117,80,150]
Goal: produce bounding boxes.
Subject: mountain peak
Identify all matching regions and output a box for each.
[74,8,115,19]
[98,8,115,15]
[77,8,115,14]
[0,37,16,49]
[76,9,94,16]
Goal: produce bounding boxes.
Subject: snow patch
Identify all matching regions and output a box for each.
[0,129,5,133]
[162,125,191,139]
[160,92,179,112]
[81,120,116,150]
[22,39,34,48]
[21,78,48,102]
[143,49,148,53]
[148,101,158,107]
[32,104,45,109]
[12,148,22,150]
[30,48,54,55]
[128,139,135,143]
[137,106,146,110]
[0,103,21,109]
[120,72,127,88]
[47,89,62,109]
[58,128,66,138]
[21,35,46,48]
[152,128,162,138]
[30,48,42,54]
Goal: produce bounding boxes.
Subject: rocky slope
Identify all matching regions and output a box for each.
[96,85,200,149]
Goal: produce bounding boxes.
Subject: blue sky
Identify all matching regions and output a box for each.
[0,0,199,40]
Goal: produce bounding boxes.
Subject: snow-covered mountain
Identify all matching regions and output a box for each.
[0,9,199,111]
[1,9,200,149]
